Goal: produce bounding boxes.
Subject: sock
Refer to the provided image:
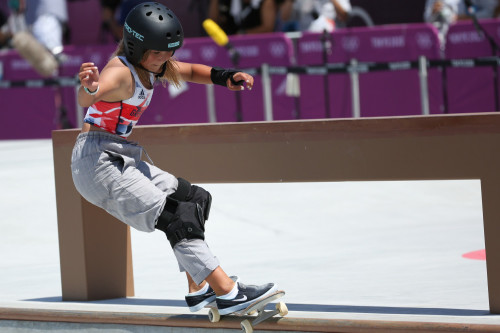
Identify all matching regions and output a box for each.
[187,282,209,296]
[217,282,239,300]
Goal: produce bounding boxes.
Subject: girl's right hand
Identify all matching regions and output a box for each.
[79,62,100,92]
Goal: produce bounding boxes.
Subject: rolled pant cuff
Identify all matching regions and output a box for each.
[192,262,220,285]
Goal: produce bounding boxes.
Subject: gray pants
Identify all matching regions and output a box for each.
[71,131,219,284]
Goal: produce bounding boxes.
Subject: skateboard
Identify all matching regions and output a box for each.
[206,290,288,333]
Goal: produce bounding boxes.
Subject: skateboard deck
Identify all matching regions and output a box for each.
[206,290,287,333]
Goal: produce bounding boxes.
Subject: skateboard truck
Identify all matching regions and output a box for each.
[240,301,288,333]
[207,291,288,333]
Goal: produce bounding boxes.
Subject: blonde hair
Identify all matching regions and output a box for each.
[111,40,182,89]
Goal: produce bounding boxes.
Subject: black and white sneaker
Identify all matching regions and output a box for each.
[216,282,278,315]
[185,276,239,312]
[185,285,215,312]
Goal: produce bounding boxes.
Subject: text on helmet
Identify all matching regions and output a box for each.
[125,22,144,41]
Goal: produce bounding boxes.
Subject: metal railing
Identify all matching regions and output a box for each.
[1,55,499,123]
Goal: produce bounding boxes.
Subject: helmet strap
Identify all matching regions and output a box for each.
[138,62,167,79]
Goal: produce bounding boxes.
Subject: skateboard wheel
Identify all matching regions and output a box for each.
[208,308,220,323]
[240,319,253,333]
[276,302,288,316]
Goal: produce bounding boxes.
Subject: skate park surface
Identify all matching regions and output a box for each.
[1,139,499,332]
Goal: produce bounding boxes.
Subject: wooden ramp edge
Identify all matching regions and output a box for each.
[1,307,500,333]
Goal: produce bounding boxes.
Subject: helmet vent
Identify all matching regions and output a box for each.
[159,15,163,20]
[146,11,152,16]
[168,13,173,19]
[166,32,171,39]
[127,41,135,55]
[177,30,181,36]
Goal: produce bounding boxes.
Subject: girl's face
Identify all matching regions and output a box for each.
[141,50,173,73]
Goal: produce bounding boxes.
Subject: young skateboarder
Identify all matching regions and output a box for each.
[71,1,278,315]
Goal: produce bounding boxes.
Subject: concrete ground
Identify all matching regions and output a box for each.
[0,139,497,330]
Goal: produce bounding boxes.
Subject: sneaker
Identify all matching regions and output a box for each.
[185,276,239,312]
[216,282,278,315]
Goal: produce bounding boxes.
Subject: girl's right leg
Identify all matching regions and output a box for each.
[177,240,277,315]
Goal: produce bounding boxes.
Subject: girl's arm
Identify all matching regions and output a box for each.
[77,58,134,107]
[176,61,254,91]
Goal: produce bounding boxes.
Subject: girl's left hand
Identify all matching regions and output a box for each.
[227,72,254,91]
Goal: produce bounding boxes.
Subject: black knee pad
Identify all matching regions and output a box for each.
[170,178,212,221]
[155,199,205,248]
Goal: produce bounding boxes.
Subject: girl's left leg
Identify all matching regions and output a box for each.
[185,268,235,295]
[186,272,207,293]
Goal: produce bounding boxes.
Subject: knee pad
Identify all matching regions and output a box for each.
[155,199,205,248]
[170,178,212,221]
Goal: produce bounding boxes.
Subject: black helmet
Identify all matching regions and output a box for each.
[123,2,184,65]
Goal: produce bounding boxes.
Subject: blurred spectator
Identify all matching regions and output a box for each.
[276,0,299,32]
[0,7,12,48]
[423,0,459,46]
[279,0,351,32]
[1,0,67,78]
[308,1,336,32]
[100,0,145,42]
[101,0,123,41]
[424,0,459,26]
[15,0,68,56]
[457,0,499,19]
[331,0,351,26]
[208,0,278,35]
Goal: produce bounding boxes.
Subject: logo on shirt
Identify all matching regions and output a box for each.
[138,89,146,99]
[130,106,144,117]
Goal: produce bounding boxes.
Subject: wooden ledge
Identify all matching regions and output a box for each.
[2,306,500,333]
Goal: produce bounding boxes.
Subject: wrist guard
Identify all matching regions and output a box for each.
[210,67,244,87]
